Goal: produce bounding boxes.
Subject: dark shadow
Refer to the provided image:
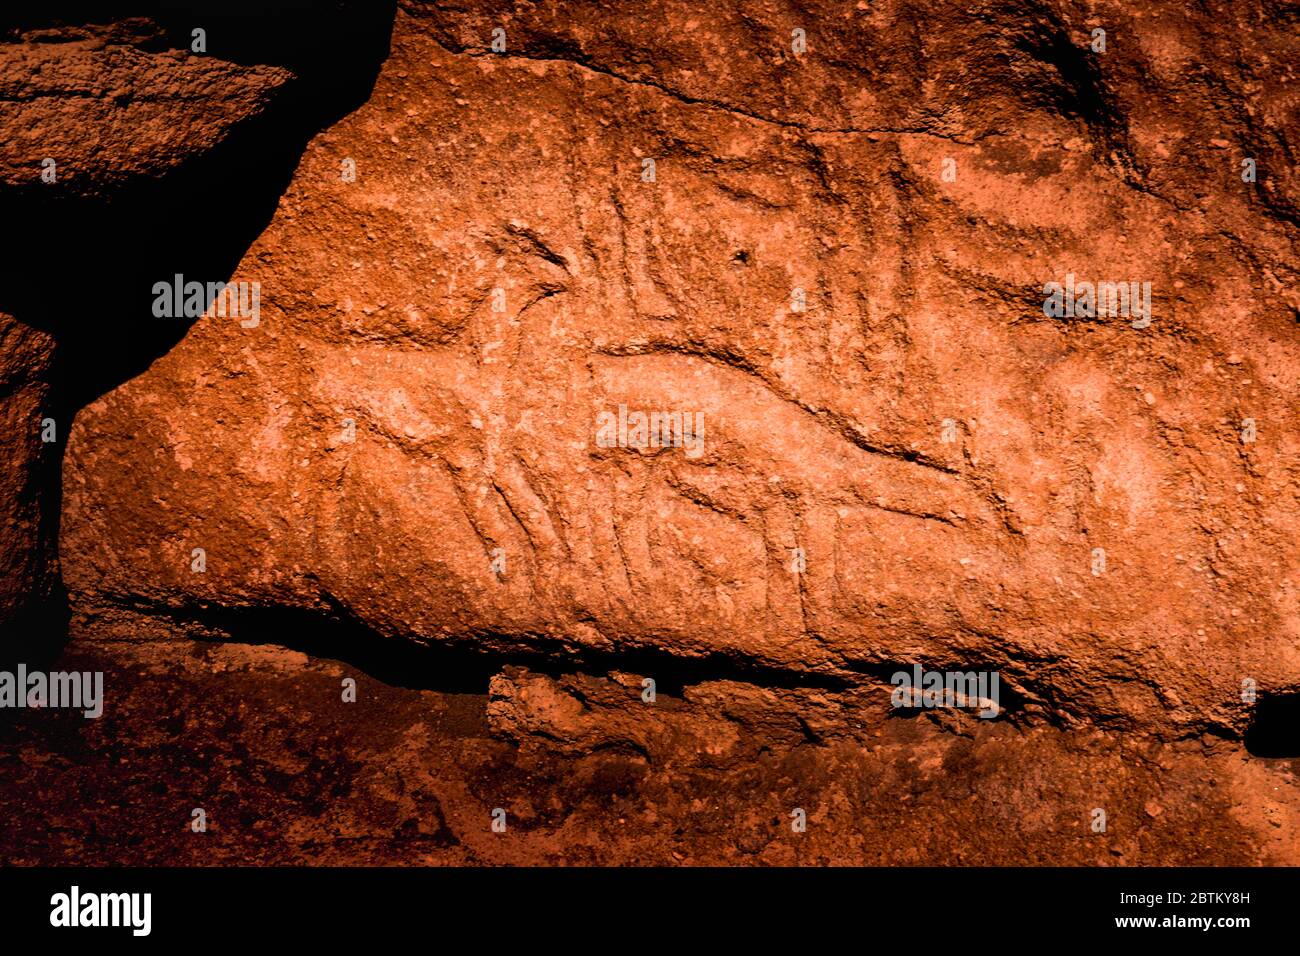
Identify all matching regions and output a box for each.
[844,657,1029,722]
[0,2,397,663]
[1008,3,1136,179]
[112,598,856,698]
[1245,692,1300,758]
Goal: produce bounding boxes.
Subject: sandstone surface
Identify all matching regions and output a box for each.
[43,1,1300,746]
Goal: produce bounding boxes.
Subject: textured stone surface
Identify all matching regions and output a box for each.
[56,2,1300,747]
[0,4,391,639]
[2,635,1296,865]
[0,311,55,633]
[0,13,293,639]
[0,19,291,198]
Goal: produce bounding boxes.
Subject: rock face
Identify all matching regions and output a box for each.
[51,1,1300,745]
[0,310,55,635]
[9,634,1300,866]
[0,4,393,641]
[0,17,292,198]
[0,13,291,639]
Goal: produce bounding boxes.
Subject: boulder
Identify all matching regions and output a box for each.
[36,1,1300,741]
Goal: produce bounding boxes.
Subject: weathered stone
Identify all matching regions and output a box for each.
[0,311,55,634]
[54,2,1300,744]
[0,4,392,639]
